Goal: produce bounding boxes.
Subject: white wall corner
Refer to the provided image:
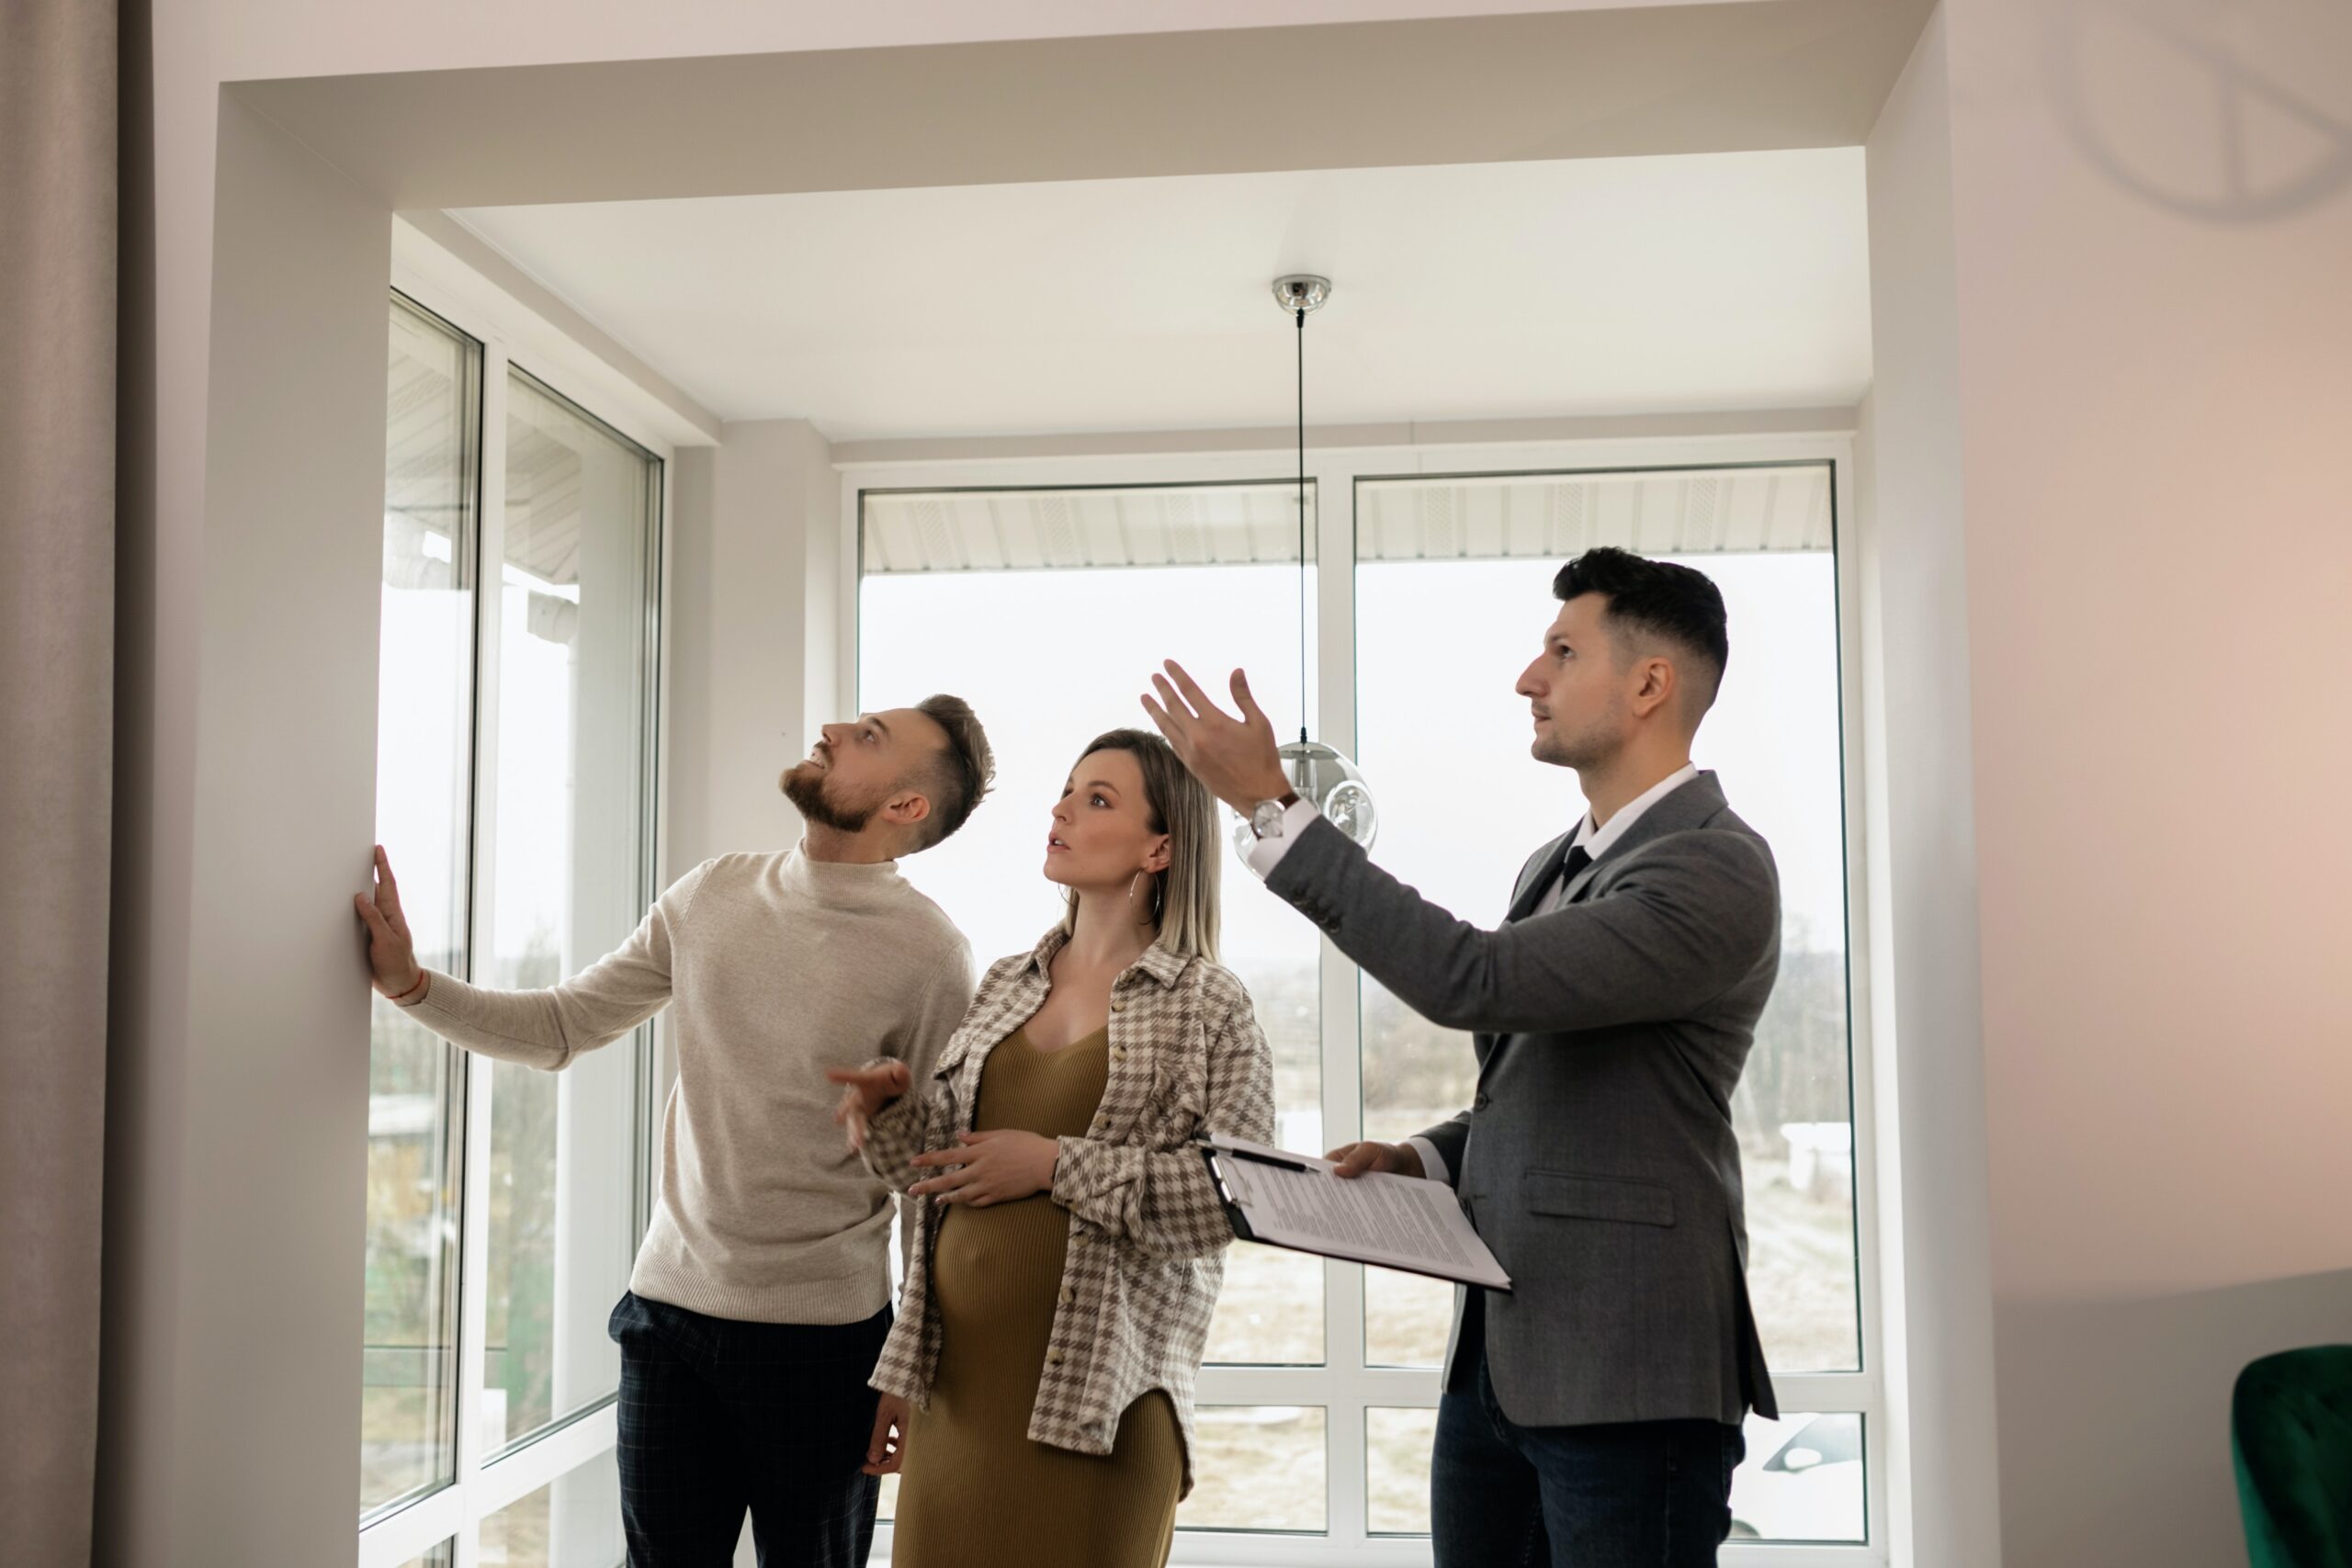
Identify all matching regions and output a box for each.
[1858,7,2005,1568]
[664,419,835,870]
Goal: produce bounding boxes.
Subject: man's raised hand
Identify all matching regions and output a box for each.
[1140,660,1292,814]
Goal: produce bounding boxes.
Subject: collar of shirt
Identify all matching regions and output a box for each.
[1568,761,1701,863]
[1021,923,1190,988]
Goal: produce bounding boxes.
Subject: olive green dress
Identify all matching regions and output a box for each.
[890,1026,1183,1567]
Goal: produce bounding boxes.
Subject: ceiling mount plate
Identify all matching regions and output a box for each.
[1272,275,1332,314]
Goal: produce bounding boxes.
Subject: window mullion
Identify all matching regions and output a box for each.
[1830,448,1893,1552]
[468,1404,622,1523]
[449,344,513,1568]
[1315,457,1373,1551]
[356,1486,463,1568]
[1767,1372,1883,1410]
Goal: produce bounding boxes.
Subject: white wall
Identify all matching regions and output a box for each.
[1856,11,2006,1568]
[1934,2,2352,1563]
[98,92,390,1567]
[665,420,836,874]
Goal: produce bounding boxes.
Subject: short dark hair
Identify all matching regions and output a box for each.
[910,694,995,850]
[1552,547,1730,708]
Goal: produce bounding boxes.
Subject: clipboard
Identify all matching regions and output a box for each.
[1199,1136,1512,1293]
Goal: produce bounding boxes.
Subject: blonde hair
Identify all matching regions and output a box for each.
[1057,728,1220,963]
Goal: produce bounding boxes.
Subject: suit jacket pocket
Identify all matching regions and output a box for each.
[1523,1170,1677,1227]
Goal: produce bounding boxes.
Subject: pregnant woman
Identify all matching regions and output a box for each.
[830,728,1274,1567]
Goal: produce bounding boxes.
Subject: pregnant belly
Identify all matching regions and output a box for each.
[931,1194,1072,1350]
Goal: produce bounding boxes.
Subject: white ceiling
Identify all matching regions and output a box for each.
[452,147,1870,441]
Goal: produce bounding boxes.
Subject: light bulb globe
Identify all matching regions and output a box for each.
[1229,739,1379,867]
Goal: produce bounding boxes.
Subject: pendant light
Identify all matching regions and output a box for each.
[1230,275,1379,866]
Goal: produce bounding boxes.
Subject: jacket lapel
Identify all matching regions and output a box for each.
[1477,830,1574,1064]
[1573,772,1726,895]
[1477,773,1731,1071]
[1505,830,1575,925]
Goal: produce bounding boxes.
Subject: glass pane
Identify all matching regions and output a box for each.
[363,298,479,1517]
[481,372,660,1451]
[392,1544,456,1568]
[1203,1243,1323,1366]
[1177,1406,1328,1533]
[861,495,1325,1367]
[1730,1411,1865,1543]
[1365,1406,1439,1535]
[479,1449,626,1567]
[1363,1268,1454,1370]
[1354,509,1860,1376]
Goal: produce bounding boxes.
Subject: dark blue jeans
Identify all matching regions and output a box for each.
[1432,1348,1745,1568]
[608,1292,890,1568]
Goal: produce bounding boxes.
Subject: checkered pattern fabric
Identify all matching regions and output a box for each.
[608,1292,890,1567]
[861,927,1274,1495]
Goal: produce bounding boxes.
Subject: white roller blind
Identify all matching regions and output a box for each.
[1356,464,1832,562]
[861,464,1829,577]
[862,481,1308,575]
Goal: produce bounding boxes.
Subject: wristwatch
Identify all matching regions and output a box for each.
[1250,791,1303,840]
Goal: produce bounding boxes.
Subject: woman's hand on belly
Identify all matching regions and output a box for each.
[910,1130,1060,1208]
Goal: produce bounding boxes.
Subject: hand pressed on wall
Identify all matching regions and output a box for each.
[353,845,426,1003]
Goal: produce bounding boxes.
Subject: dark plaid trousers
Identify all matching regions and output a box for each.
[608,1292,891,1568]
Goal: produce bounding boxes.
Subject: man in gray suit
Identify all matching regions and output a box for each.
[1145,547,1779,1567]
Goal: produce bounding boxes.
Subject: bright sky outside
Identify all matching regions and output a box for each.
[858,547,1845,971]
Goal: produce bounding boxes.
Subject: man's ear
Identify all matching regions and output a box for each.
[1629,656,1678,720]
[885,790,933,827]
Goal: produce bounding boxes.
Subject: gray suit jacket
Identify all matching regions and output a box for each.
[1267,770,1780,1428]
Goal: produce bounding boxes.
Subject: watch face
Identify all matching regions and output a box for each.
[1252,798,1287,838]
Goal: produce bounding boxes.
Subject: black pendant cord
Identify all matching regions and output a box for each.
[1295,304,1309,748]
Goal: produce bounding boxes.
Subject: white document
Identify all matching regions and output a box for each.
[1199,1135,1511,1292]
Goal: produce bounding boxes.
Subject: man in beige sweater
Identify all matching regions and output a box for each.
[355,696,991,1568]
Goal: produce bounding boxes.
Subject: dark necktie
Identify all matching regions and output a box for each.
[1553,841,1594,905]
[1510,838,1594,924]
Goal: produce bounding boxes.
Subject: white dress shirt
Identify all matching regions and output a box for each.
[1245,761,1701,1185]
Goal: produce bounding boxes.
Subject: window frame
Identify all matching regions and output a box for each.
[360,245,677,1568]
[838,429,1886,1568]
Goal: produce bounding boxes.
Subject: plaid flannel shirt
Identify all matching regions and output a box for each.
[860,926,1274,1495]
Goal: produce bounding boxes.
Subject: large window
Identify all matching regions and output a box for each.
[1354,465,1867,1548]
[361,295,664,1568]
[859,482,1329,1380]
[364,296,480,1517]
[855,452,1878,1563]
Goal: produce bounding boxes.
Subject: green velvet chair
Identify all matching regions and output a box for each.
[2235,1346,2352,1568]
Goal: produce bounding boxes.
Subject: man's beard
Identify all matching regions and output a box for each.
[1532,711,1621,771]
[781,762,878,833]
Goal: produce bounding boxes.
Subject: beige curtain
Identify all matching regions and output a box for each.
[1,0,118,1560]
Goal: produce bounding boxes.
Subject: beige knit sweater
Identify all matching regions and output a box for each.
[401,848,974,1325]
